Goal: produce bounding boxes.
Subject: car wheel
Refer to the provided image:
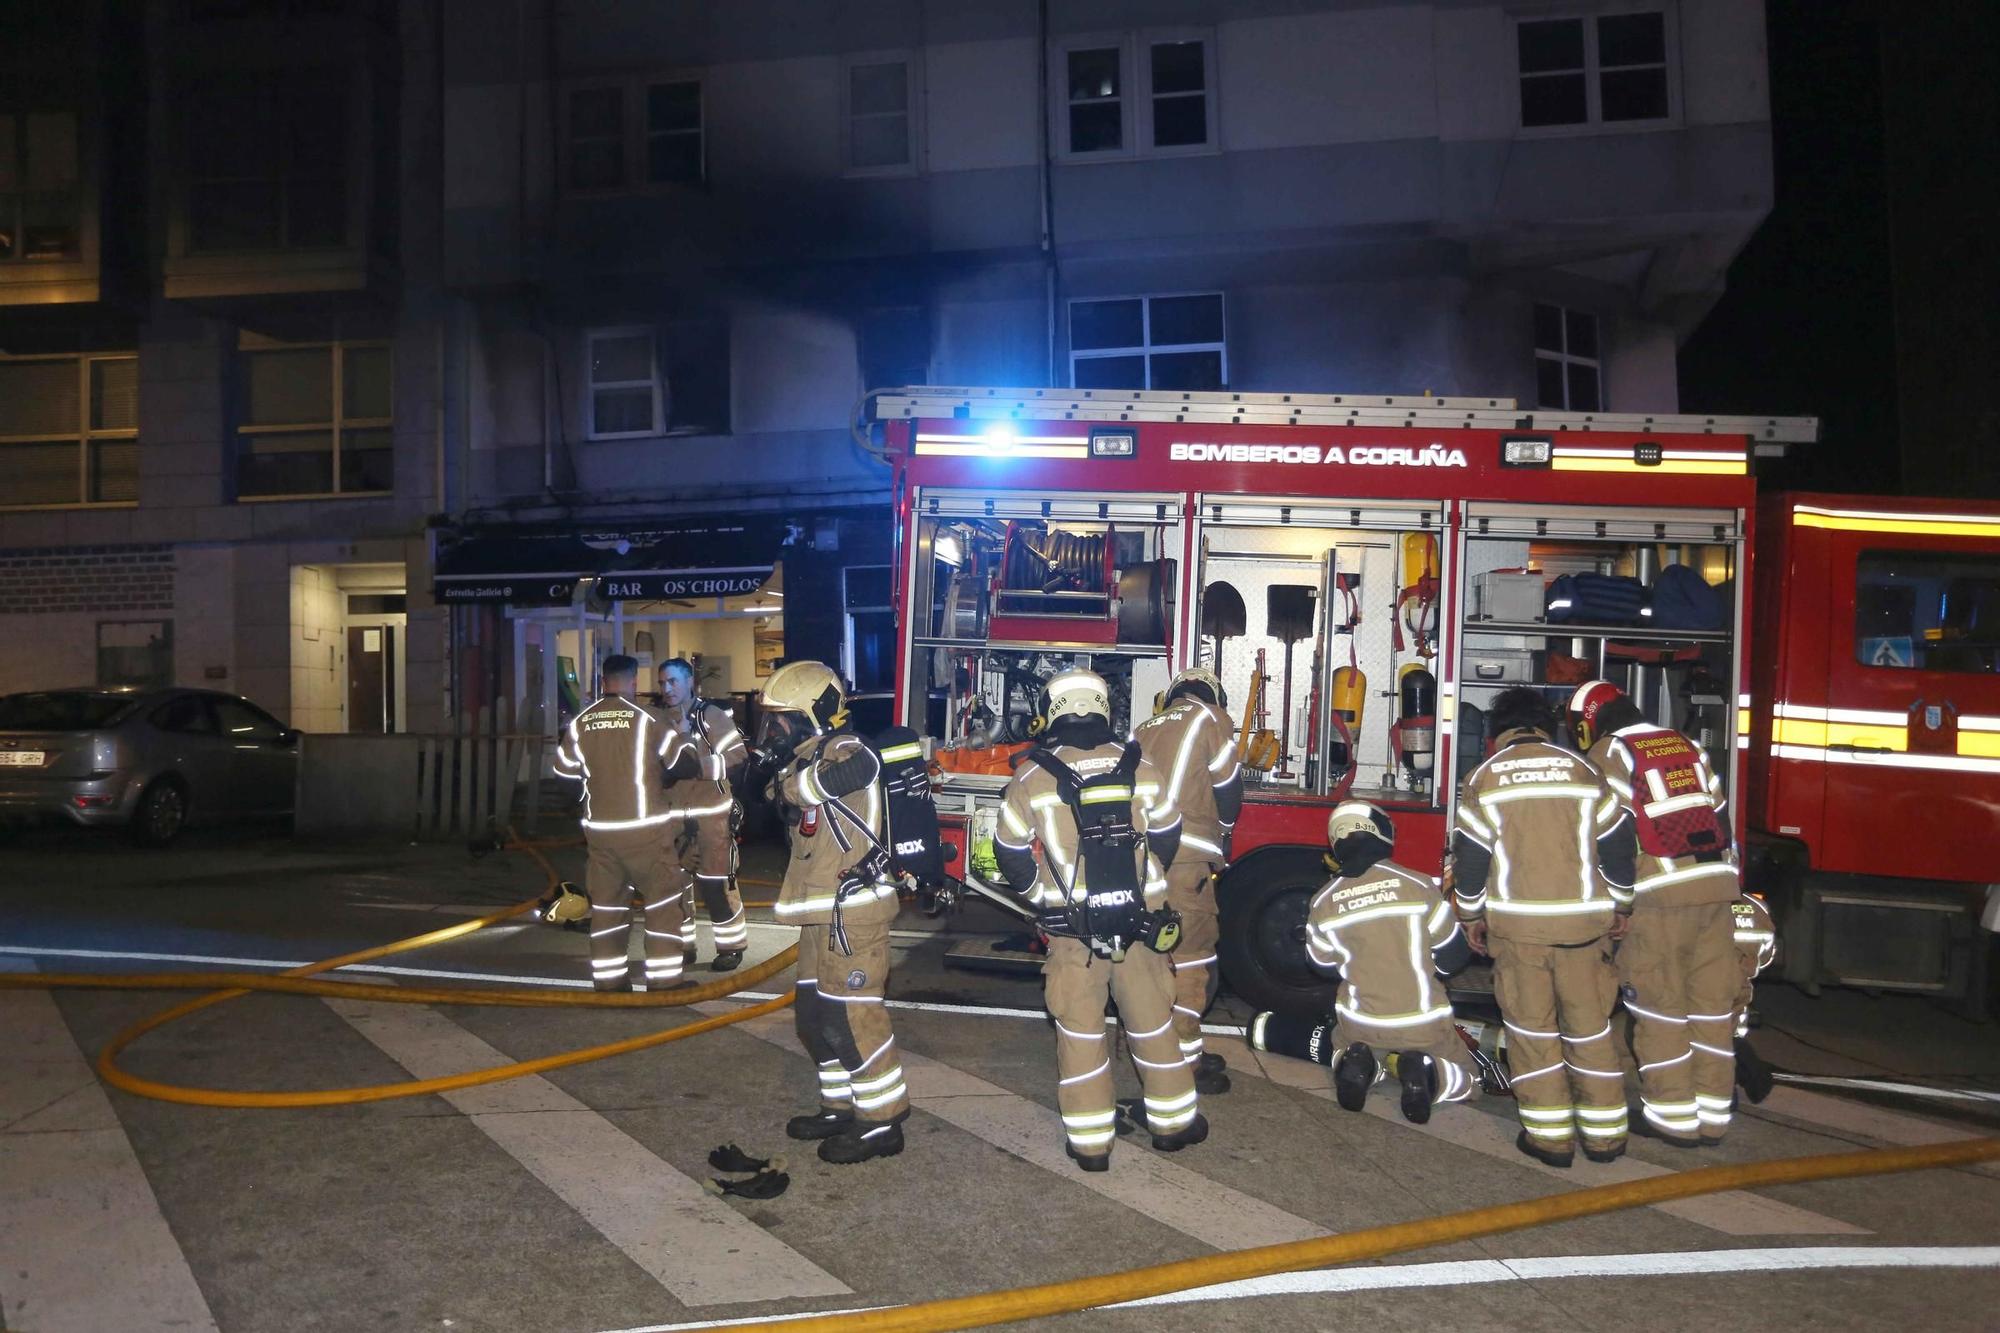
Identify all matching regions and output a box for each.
[1216,846,1340,1018]
[130,779,188,848]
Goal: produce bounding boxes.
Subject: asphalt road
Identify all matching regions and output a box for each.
[3,823,1999,1333]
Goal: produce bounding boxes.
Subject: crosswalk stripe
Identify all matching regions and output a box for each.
[1209,1032,1869,1237]
[1755,1086,2000,1177]
[709,1006,1327,1252]
[0,988,219,1333]
[324,997,850,1306]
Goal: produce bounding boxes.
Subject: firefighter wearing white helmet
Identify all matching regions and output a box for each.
[758,660,910,1165]
[1248,801,1477,1123]
[552,655,706,991]
[1566,679,1742,1148]
[993,667,1206,1171]
[1131,664,1243,1093]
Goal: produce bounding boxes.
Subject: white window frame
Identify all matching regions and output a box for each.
[1512,6,1681,136]
[560,73,706,196]
[586,326,663,441]
[233,339,394,502]
[1052,30,1218,163]
[1532,303,1603,411]
[841,51,922,178]
[0,352,138,510]
[1069,291,1228,391]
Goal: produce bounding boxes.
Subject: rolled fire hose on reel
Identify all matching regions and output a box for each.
[0,828,798,1109]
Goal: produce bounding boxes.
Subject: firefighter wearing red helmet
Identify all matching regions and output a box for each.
[993,668,1206,1172]
[1568,679,1742,1148]
[1452,687,1638,1168]
[1249,800,1478,1122]
[1131,664,1244,1094]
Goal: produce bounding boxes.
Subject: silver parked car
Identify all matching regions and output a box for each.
[0,687,299,845]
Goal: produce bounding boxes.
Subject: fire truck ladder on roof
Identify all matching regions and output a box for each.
[875,387,1820,451]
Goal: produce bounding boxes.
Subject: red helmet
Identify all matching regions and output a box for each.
[1567,679,1626,751]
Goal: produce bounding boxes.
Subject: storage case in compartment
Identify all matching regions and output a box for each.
[1462,646,1536,684]
[1470,571,1547,623]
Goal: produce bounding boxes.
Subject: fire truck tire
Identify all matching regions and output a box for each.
[1216,845,1340,1018]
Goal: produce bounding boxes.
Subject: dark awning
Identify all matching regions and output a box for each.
[432,517,797,605]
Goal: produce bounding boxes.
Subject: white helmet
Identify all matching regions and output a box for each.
[1166,665,1226,710]
[1326,799,1394,850]
[759,660,848,732]
[1042,668,1111,725]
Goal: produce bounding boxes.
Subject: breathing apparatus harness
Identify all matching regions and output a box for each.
[1025,740,1181,961]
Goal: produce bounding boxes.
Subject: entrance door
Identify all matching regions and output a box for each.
[347,625,396,734]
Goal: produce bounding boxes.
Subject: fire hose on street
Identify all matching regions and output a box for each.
[0,829,797,1108]
[4,833,1998,1330]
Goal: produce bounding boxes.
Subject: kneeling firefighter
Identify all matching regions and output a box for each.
[758,661,911,1165]
[1250,801,1478,1123]
[1131,665,1243,1094]
[994,668,1206,1172]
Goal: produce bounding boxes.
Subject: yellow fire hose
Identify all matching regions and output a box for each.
[730,1135,2000,1333]
[0,830,797,1109]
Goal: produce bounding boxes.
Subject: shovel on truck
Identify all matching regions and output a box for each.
[1202,580,1247,675]
[1267,584,1317,779]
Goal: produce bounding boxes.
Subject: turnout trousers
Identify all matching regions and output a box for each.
[1334,1015,1477,1106]
[1489,933,1628,1153]
[795,920,910,1125]
[1619,901,1740,1143]
[583,826,689,990]
[1044,936,1198,1158]
[1165,858,1222,1066]
[678,805,747,959]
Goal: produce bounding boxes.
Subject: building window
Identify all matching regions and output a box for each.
[1533,303,1601,411]
[234,341,392,499]
[1147,39,1212,149]
[1059,34,1215,159]
[843,565,895,697]
[587,329,662,439]
[184,69,350,252]
[1071,293,1225,391]
[844,56,916,174]
[0,354,138,507]
[1517,10,1671,129]
[1855,550,2000,674]
[645,80,702,184]
[564,78,703,192]
[0,109,80,262]
[1065,45,1125,154]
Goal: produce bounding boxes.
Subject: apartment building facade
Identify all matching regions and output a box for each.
[0,0,1775,737]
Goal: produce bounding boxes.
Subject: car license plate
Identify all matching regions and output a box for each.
[0,751,43,766]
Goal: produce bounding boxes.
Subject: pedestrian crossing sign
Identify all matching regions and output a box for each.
[1861,636,1913,668]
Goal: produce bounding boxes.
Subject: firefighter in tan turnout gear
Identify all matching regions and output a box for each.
[552,655,705,992]
[1568,679,1744,1146]
[1249,801,1478,1122]
[1131,665,1243,1095]
[659,658,750,971]
[1730,890,1778,1103]
[1453,687,1638,1167]
[758,660,911,1165]
[993,668,1206,1172]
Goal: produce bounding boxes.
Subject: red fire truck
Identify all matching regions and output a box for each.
[878,386,1825,1015]
[1747,494,2000,1014]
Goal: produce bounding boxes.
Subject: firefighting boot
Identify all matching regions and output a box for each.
[1065,1144,1111,1173]
[1582,1137,1628,1164]
[1193,1064,1232,1096]
[1392,1051,1437,1125]
[1515,1130,1574,1169]
[1150,1113,1210,1153]
[786,1109,854,1141]
[711,950,745,973]
[1195,1052,1228,1079]
[1334,1042,1378,1112]
[818,1120,905,1165]
[1632,1115,1702,1150]
[1734,1036,1775,1104]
